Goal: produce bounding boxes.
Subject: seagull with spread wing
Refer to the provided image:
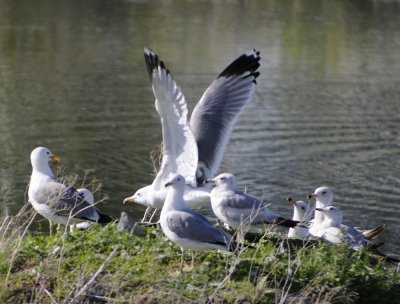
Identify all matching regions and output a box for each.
[123,48,260,216]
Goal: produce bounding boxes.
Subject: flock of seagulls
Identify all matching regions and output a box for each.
[27,48,386,266]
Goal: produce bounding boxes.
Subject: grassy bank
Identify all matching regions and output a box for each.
[0,209,399,304]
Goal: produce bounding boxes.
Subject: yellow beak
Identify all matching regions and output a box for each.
[50,154,61,163]
[123,196,135,204]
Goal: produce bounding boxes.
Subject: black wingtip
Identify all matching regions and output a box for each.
[217,49,261,80]
[97,213,114,224]
[144,47,170,81]
[274,218,299,228]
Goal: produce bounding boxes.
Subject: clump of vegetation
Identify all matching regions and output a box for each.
[0,207,399,304]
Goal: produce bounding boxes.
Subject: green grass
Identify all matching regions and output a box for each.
[0,214,399,304]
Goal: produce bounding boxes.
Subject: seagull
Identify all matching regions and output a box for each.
[287,198,313,238]
[206,173,298,230]
[307,186,336,237]
[123,48,261,216]
[160,174,234,270]
[310,206,368,249]
[307,186,385,240]
[28,147,113,228]
[72,188,96,230]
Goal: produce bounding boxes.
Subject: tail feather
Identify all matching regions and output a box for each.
[271,218,299,228]
[362,224,385,240]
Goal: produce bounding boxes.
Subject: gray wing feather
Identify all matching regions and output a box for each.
[35,181,100,221]
[190,50,260,183]
[166,210,228,246]
[222,191,265,209]
[218,190,283,224]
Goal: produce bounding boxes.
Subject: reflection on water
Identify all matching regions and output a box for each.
[0,0,399,251]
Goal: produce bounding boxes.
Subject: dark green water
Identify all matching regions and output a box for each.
[0,0,400,252]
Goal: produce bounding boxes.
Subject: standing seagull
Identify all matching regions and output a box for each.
[160,174,234,270]
[206,173,298,230]
[123,48,260,214]
[28,147,113,228]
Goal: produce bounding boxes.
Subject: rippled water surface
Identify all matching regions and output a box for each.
[1,0,400,252]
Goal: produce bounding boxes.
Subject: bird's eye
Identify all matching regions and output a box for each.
[138,193,141,197]
[46,151,50,155]
[330,207,334,210]
[322,191,327,195]
[301,207,305,210]
[221,177,225,181]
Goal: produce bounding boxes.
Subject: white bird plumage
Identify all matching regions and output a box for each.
[123,48,261,215]
[160,174,234,270]
[207,173,298,230]
[287,198,313,238]
[28,147,112,226]
[310,206,368,249]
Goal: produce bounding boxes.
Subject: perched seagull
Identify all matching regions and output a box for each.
[307,186,333,232]
[307,186,384,240]
[160,174,234,270]
[206,173,298,230]
[28,147,113,228]
[310,206,368,249]
[287,198,313,239]
[123,48,261,215]
[72,188,96,230]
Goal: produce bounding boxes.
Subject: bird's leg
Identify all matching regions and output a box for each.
[141,207,151,222]
[57,224,62,233]
[149,208,158,223]
[180,249,185,273]
[190,251,196,269]
[49,220,54,236]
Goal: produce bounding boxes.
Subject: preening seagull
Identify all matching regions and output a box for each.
[160,174,234,270]
[28,147,113,227]
[123,48,260,213]
[206,173,298,230]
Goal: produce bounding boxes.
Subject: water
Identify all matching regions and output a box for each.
[0,0,399,252]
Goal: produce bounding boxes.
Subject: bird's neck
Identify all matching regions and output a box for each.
[32,163,56,179]
[314,211,324,224]
[162,186,186,213]
[28,171,54,199]
[316,199,331,209]
[322,217,338,228]
[212,185,234,197]
[292,208,303,221]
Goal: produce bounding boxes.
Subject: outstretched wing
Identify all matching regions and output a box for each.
[190,50,261,183]
[144,48,198,189]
